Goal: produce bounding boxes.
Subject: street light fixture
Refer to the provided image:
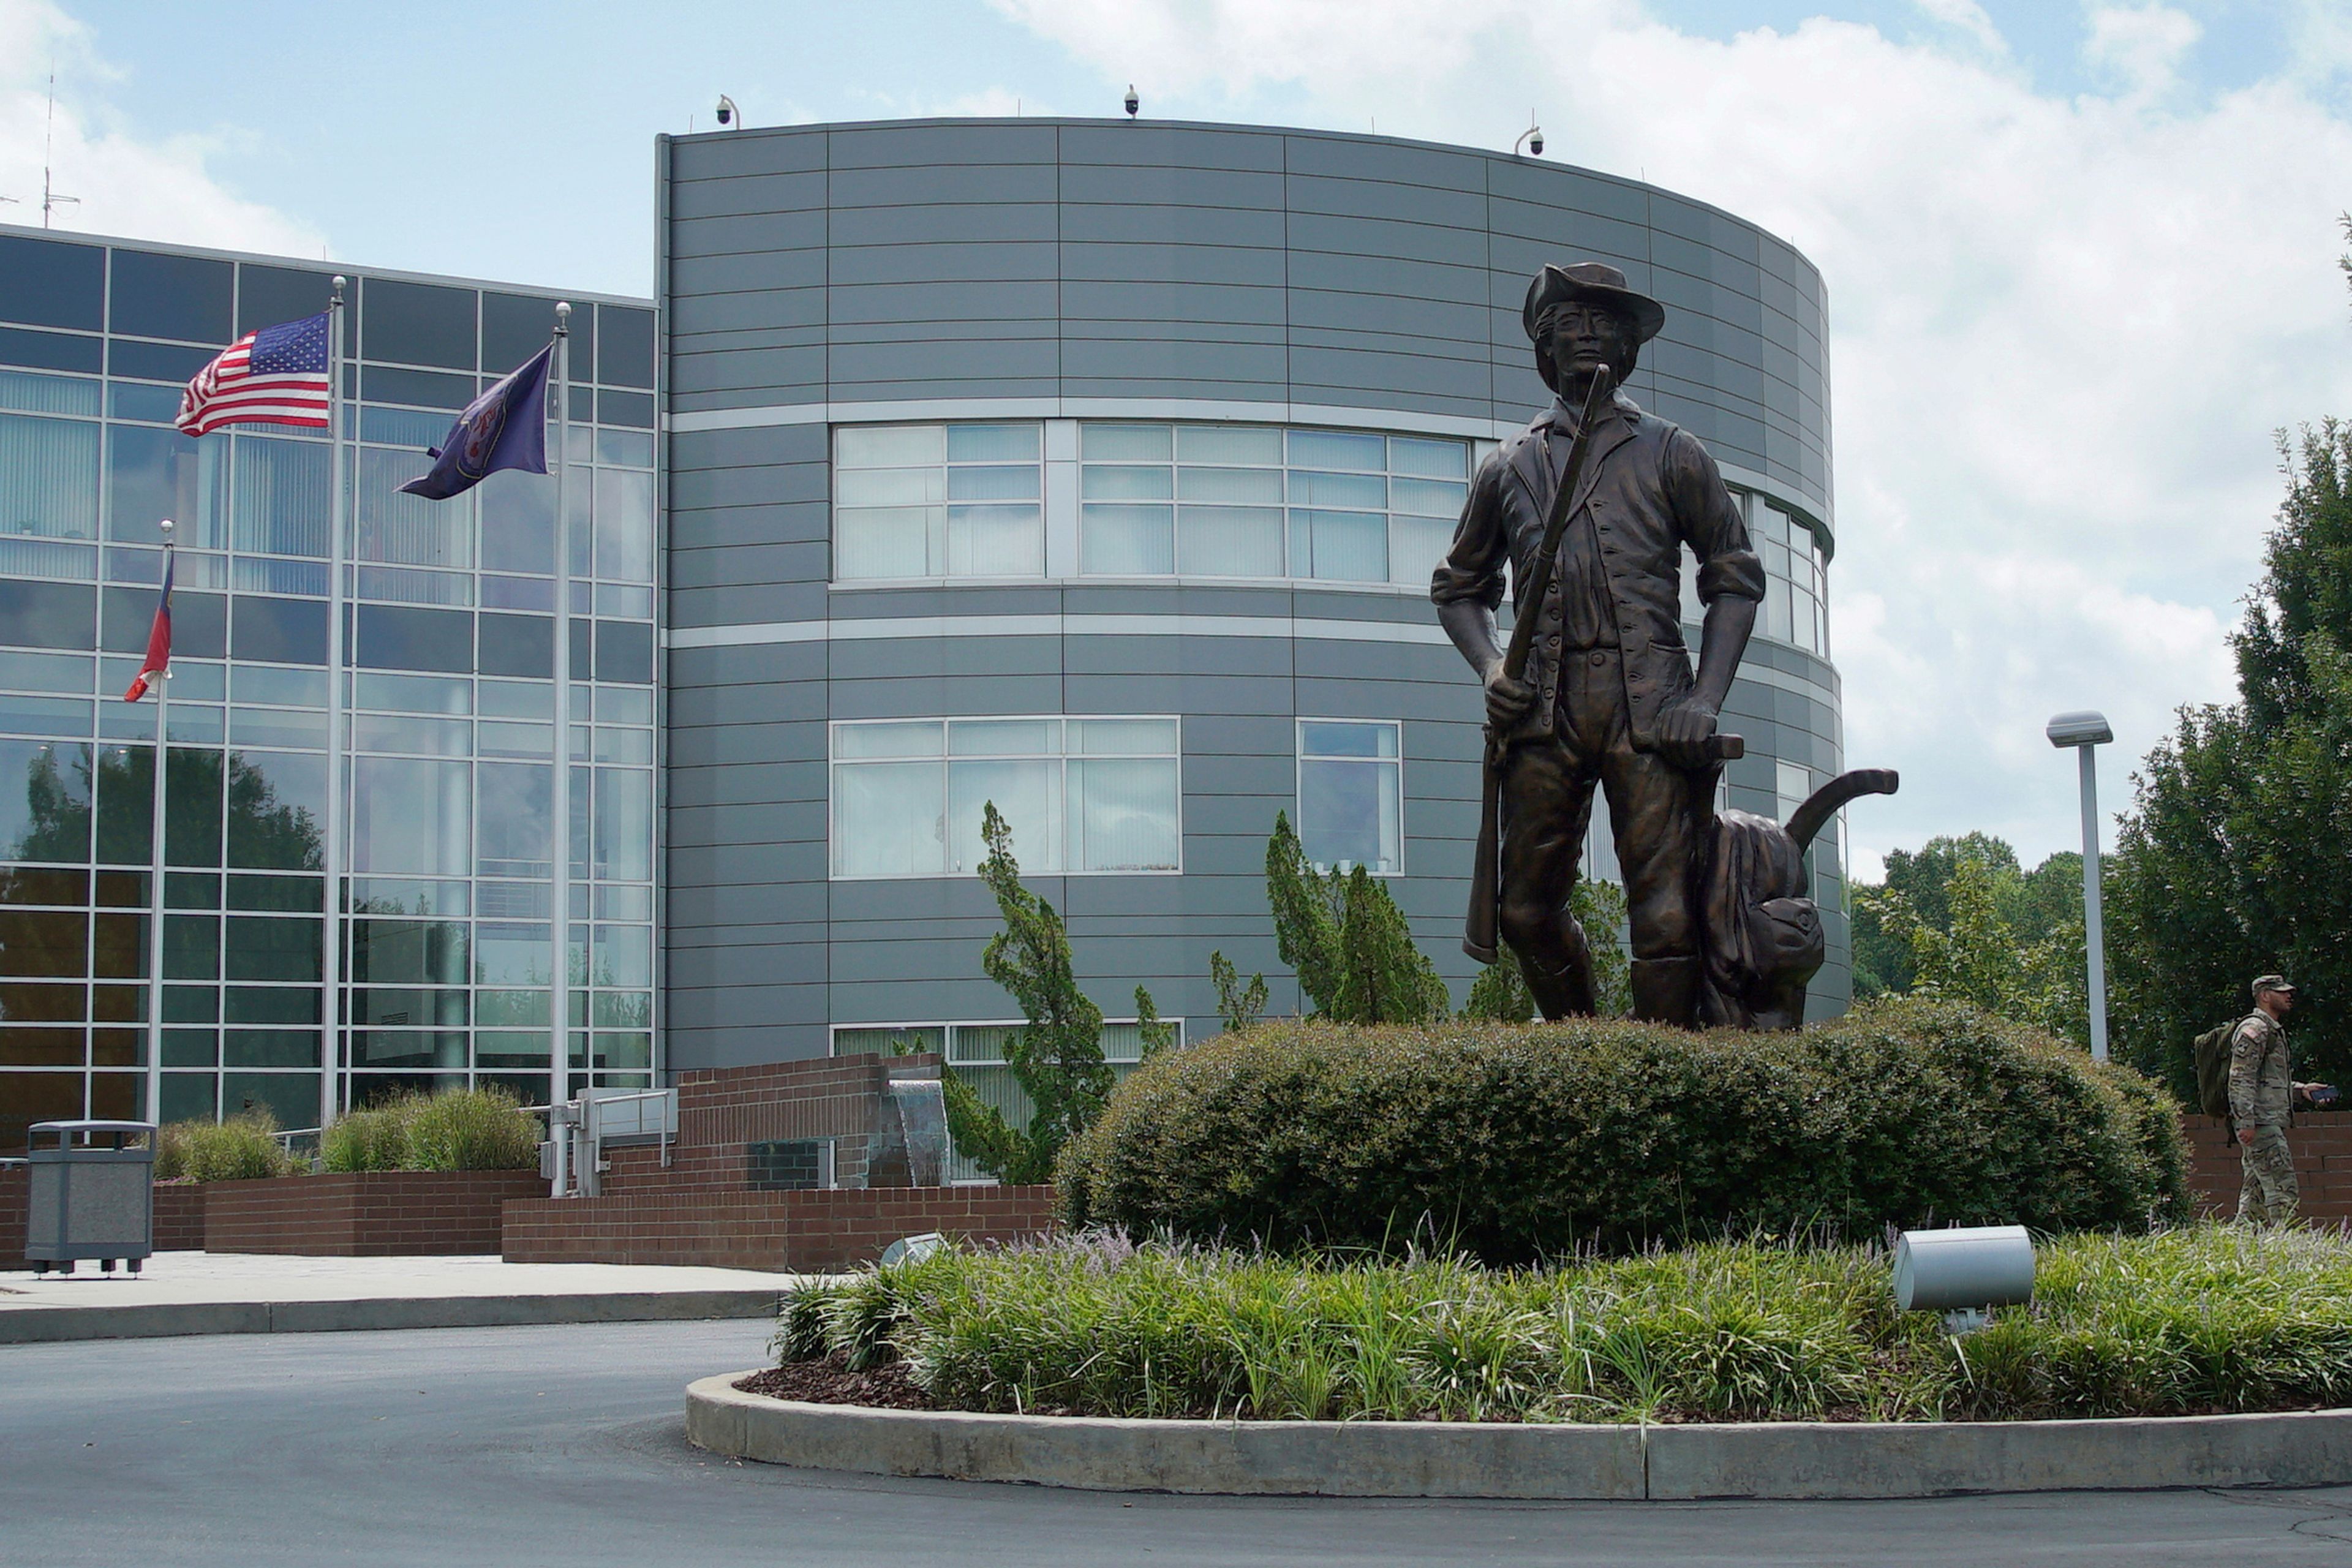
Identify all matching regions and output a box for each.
[2047,709,2114,1061]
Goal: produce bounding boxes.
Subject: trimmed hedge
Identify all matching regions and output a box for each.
[1057,998,2188,1262]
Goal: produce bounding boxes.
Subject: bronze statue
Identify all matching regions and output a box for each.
[1433,262,1894,1029]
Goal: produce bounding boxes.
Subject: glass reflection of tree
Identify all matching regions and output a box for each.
[6,744,92,865]
[222,753,323,871]
[2,743,323,883]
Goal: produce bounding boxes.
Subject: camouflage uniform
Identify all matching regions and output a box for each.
[2229,1009,2297,1224]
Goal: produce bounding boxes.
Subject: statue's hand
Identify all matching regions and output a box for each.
[1483,663,1535,729]
[1655,696,1721,771]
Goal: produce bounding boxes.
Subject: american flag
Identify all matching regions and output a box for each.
[175,311,332,435]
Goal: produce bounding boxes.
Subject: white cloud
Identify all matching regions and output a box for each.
[2082,5,2201,97]
[998,0,2352,872]
[0,0,323,257]
[1912,0,2006,56]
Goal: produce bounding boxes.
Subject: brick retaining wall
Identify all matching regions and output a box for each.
[203,1170,546,1256]
[0,1163,22,1269]
[502,1184,1057,1272]
[153,1184,206,1251]
[2184,1111,2352,1223]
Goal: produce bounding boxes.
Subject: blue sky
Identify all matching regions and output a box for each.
[7,0,2352,876]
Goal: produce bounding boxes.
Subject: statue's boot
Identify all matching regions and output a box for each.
[1629,956,1702,1028]
[1517,919,1596,1020]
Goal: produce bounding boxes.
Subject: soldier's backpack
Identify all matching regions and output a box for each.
[2194,1019,2242,1120]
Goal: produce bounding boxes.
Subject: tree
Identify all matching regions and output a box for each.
[942,802,1170,1185]
[1850,834,2087,1045]
[1876,854,2086,1042]
[1208,950,1268,1035]
[1262,811,1450,1024]
[2108,419,2352,1096]
[1851,834,2083,1004]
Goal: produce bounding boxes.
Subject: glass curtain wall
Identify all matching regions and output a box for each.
[0,233,657,1148]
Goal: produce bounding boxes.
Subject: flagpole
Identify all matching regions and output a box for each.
[550,303,573,1145]
[319,277,350,1138]
[145,522,173,1129]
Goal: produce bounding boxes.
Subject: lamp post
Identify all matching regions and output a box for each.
[2046,710,2114,1061]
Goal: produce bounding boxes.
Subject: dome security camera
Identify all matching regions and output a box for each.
[716,95,739,129]
[1124,85,1139,118]
[1528,129,1544,156]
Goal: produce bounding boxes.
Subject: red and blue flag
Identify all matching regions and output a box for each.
[123,549,174,703]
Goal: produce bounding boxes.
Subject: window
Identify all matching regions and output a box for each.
[831,716,1180,878]
[1297,720,1403,874]
[834,423,1042,580]
[1775,760,1812,824]
[0,412,100,548]
[832,419,1472,589]
[1078,423,1468,587]
[1746,495,1830,658]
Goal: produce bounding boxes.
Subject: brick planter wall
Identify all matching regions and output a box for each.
[1,1163,23,1270]
[204,1170,547,1256]
[153,1184,206,1251]
[2185,1111,2352,1223]
[502,1184,1057,1272]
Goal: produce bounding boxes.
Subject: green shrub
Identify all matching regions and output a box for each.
[777,1227,2352,1423]
[399,1085,540,1171]
[320,1098,417,1173]
[1056,997,2188,1262]
[155,1112,298,1183]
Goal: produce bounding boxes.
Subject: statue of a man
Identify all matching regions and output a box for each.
[1431,262,1765,1025]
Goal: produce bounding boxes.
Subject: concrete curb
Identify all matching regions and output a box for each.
[686,1373,2352,1500]
[0,1289,783,1344]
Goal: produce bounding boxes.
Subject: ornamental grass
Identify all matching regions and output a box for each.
[153,1111,300,1182]
[320,1085,539,1173]
[774,1226,2352,1425]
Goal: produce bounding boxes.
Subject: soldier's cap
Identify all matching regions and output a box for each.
[1523,262,1668,347]
[2253,974,2298,997]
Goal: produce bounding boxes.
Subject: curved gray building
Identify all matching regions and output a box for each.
[657,115,1845,1096]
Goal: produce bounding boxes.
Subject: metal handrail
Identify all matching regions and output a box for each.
[584,1086,676,1170]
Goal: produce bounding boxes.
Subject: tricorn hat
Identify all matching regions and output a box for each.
[1523,262,1668,347]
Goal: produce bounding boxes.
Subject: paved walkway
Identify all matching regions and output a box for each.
[9,1321,2352,1567]
[0,1251,805,1341]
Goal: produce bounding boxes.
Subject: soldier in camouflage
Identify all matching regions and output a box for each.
[2231,974,2300,1224]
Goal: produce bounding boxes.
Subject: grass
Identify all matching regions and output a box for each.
[318,1086,541,1174]
[774,1226,2352,1424]
[153,1112,300,1183]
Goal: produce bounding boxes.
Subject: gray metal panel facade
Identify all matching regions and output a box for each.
[659,118,1844,1069]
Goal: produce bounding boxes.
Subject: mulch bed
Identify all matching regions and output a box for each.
[736,1356,937,1411]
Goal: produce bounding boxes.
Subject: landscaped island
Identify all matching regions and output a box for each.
[761,1226,2352,1425]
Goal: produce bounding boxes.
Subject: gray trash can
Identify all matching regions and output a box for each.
[26,1120,157,1276]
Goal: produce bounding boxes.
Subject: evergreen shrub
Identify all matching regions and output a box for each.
[1057,997,2188,1262]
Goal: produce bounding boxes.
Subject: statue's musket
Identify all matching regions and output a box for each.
[1461,371,1747,963]
[1463,369,1616,963]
